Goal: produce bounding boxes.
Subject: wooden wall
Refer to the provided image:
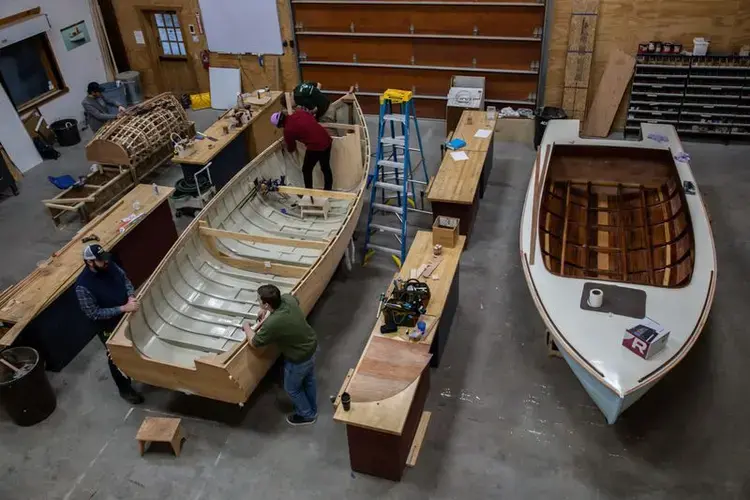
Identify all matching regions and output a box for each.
[545,0,750,130]
[111,0,298,98]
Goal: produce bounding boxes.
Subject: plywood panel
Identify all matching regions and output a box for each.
[294,4,544,38]
[298,36,541,71]
[582,50,635,137]
[303,66,537,100]
[546,0,747,130]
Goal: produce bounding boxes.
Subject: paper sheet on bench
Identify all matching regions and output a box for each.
[450,151,469,161]
[474,129,492,138]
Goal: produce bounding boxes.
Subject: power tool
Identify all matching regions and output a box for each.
[254,176,287,196]
[380,279,431,333]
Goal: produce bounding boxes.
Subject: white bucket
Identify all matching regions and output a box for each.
[693,38,709,56]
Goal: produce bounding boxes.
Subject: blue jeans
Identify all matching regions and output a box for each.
[283,353,318,419]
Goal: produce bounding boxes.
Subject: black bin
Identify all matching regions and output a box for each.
[50,119,81,147]
[0,347,56,426]
[534,107,567,149]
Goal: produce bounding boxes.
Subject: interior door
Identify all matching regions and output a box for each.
[141,9,198,95]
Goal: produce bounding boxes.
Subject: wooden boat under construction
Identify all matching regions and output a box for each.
[520,121,716,423]
[107,94,369,403]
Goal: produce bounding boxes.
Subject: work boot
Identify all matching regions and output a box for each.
[286,413,316,426]
[119,388,145,405]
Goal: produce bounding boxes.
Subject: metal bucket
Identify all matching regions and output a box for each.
[0,347,57,426]
[116,71,143,105]
[99,81,127,111]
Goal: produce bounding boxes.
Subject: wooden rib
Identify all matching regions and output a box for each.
[596,195,609,276]
[320,122,362,131]
[41,196,95,204]
[530,144,552,266]
[199,226,329,250]
[640,187,655,285]
[559,182,572,275]
[659,189,672,286]
[43,202,82,211]
[277,186,356,200]
[582,182,591,275]
[616,185,628,280]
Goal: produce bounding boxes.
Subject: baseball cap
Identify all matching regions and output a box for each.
[83,243,110,261]
[87,82,102,94]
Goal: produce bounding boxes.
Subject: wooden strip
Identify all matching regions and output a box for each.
[582,182,591,273]
[616,185,628,280]
[596,197,609,275]
[582,49,635,137]
[559,181,572,275]
[199,226,329,249]
[320,122,362,131]
[332,368,355,409]
[43,202,81,211]
[659,190,672,286]
[277,186,357,200]
[0,7,41,28]
[529,144,552,266]
[640,188,655,285]
[41,196,95,204]
[406,411,432,468]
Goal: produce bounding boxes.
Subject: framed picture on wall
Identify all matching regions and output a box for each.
[60,20,91,51]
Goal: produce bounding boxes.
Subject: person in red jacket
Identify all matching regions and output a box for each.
[272,109,333,190]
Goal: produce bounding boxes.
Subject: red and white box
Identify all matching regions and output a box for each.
[622,318,670,360]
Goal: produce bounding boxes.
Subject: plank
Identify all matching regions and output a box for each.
[277,186,357,200]
[0,185,174,344]
[640,188,655,284]
[406,411,432,467]
[582,49,635,137]
[529,145,552,266]
[561,0,599,120]
[616,185,628,280]
[559,182,572,274]
[659,190,672,286]
[596,196,609,276]
[346,336,431,403]
[199,226,329,249]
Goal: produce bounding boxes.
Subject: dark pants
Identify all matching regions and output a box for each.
[97,330,133,393]
[302,147,333,191]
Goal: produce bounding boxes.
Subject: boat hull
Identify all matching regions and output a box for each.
[108,94,369,404]
[520,121,716,423]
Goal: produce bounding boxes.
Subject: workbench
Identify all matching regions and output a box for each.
[334,231,464,481]
[428,111,496,245]
[173,91,283,190]
[0,185,177,370]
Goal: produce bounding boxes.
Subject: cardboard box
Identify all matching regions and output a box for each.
[432,216,459,248]
[21,109,55,144]
[622,318,670,360]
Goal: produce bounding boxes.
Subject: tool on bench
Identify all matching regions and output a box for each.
[254,176,287,196]
[81,234,100,244]
[380,278,431,333]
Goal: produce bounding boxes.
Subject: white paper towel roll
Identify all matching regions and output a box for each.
[588,288,603,308]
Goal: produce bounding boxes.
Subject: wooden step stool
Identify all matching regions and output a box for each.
[298,196,330,220]
[136,417,184,457]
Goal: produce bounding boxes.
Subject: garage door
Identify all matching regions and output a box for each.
[291,0,549,117]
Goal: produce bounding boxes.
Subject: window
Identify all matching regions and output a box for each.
[0,34,65,110]
[154,12,186,57]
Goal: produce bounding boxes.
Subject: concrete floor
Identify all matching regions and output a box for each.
[0,117,749,499]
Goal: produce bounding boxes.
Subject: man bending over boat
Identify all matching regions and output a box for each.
[271,109,333,191]
[244,285,319,426]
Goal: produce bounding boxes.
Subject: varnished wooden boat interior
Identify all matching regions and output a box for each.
[539,145,694,288]
[107,94,369,403]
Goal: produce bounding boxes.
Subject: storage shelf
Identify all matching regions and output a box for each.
[635,73,688,79]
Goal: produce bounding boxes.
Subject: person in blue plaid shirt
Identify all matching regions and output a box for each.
[75,244,143,404]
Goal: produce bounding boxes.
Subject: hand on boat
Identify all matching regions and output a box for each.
[121,297,139,313]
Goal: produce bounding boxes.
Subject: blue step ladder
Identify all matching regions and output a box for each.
[363,89,430,267]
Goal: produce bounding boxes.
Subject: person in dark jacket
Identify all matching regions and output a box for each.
[293,81,329,120]
[82,82,126,133]
[244,284,318,426]
[272,109,333,190]
[75,244,143,404]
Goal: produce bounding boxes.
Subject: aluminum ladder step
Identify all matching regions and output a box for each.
[372,202,405,214]
[383,113,406,123]
[377,160,405,170]
[369,223,402,235]
[367,244,402,256]
[380,136,405,146]
[375,181,407,193]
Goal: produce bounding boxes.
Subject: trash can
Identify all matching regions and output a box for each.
[50,119,81,147]
[0,347,57,426]
[534,107,567,149]
[99,81,127,111]
[116,71,143,105]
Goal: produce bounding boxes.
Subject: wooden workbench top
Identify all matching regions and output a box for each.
[333,231,465,435]
[0,184,174,328]
[451,110,497,152]
[427,149,487,205]
[174,91,282,166]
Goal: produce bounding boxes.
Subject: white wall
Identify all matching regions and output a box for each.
[0,0,108,172]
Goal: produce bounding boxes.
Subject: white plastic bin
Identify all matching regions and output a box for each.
[693,38,709,56]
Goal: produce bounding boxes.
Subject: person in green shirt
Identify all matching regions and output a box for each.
[243,284,319,426]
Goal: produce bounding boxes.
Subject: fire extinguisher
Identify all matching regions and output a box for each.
[200,50,210,70]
